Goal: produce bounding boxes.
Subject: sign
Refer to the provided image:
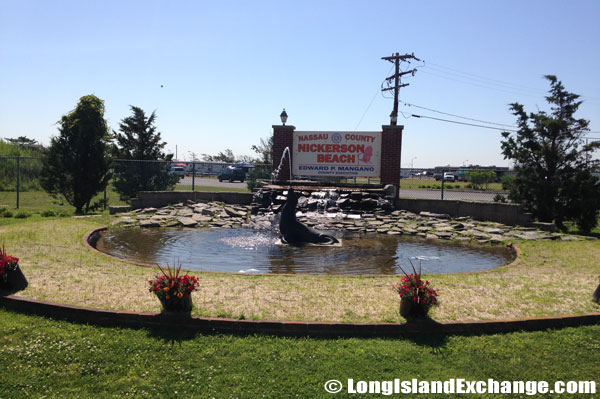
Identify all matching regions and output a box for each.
[292,131,381,177]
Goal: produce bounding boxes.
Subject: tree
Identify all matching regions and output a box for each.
[201,149,235,163]
[501,75,600,233]
[4,136,42,151]
[466,170,496,190]
[251,136,273,165]
[112,106,179,200]
[40,95,112,213]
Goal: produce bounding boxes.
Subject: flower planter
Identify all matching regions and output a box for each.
[399,298,430,320]
[0,264,28,292]
[158,294,193,314]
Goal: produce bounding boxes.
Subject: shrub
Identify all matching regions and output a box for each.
[493,193,507,203]
[14,211,30,219]
[41,210,56,217]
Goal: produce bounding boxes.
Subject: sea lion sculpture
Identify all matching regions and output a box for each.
[279,188,339,246]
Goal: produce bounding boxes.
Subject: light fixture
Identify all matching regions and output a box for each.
[280,109,288,125]
[390,111,398,125]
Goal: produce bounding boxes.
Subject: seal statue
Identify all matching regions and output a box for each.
[279,188,339,246]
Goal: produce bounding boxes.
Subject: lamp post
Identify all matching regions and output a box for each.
[280,109,288,125]
[390,111,398,126]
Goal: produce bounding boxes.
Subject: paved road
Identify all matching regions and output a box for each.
[179,176,248,189]
[178,176,506,202]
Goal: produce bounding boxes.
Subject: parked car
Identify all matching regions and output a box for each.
[434,173,442,181]
[443,172,456,182]
[169,166,185,178]
[218,167,245,182]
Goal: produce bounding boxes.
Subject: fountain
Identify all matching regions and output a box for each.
[92,150,513,275]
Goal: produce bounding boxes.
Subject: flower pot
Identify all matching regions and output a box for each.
[399,297,430,319]
[158,294,193,314]
[0,264,28,292]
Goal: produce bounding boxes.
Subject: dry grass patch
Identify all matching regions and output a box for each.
[2,218,599,322]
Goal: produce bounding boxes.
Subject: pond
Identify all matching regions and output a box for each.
[94,227,513,275]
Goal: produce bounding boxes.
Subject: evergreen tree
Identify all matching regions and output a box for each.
[40,95,112,213]
[112,106,178,200]
[501,75,600,233]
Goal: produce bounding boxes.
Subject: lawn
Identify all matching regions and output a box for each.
[1,216,599,323]
[399,178,503,191]
[0,308,598,398]
[0,184,248,212]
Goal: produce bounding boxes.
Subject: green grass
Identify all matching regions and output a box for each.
[0,187,126,213]
[0,184,248,213]
[0,308,598,398]
[400,178,503,191]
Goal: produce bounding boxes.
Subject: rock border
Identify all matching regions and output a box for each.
[1,293,598,337]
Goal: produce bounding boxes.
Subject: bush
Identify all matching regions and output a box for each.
[501,174,514,191]
[2,209,13,218]
[493,193,507,203]
[14,211,29,219]
[466,170,496,190]
[246,166,271,192]
[41,210,56,217]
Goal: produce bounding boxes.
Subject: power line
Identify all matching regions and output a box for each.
[409,113,518,132]
[401,101,516,128]
[354,64,394,130]
[423,61,548,94]
[421,59,600,102]
[419,69,544,98]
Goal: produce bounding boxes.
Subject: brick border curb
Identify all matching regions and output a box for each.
[1,294,598,337]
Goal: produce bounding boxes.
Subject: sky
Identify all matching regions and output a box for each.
[1,0,599,168]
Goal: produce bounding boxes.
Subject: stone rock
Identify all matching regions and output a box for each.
[224,207,246,218]
[434,231,453,239]
[472,231,491,240]
[367,220,385,226]
[483,227,506,234]
[201,208,216,216]
[420,211,450,219]
[192,214,213,223]
[514,232,545,240]
[111,217,135,225]
[177,217,197,227]
[140,219,161,228]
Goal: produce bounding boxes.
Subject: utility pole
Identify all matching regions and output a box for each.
[382,52,420,125]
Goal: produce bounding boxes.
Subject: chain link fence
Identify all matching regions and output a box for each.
[0,157,273,210]
[397,167,511,203]
[0,156,512,210]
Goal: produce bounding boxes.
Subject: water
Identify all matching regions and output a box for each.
[95,227,513,275]
[272,146,291,182]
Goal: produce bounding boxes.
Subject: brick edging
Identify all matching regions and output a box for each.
[1,294,598,337]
